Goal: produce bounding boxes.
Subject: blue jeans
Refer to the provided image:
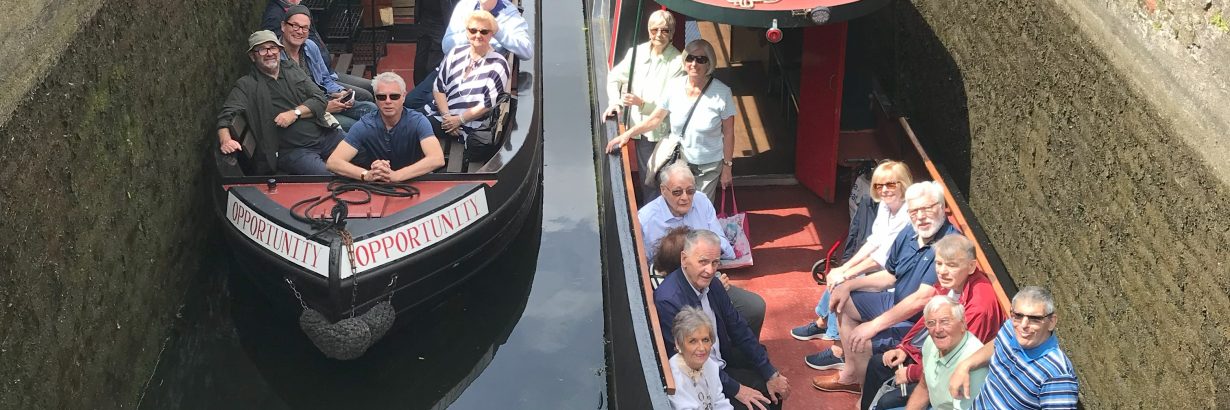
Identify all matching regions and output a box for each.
[405,68,439,112]
[814,289,842,340]
[335,101,378,131]
[278,129,343,175]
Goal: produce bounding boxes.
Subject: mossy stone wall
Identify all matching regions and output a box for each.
[861,0,1230,407]
[0,0,261,407]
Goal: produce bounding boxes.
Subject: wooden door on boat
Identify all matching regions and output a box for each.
[794,22,847,202]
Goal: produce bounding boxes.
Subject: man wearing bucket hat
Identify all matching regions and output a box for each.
[215,30,343,175]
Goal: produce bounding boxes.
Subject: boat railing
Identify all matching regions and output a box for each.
[893,115,1016,314]
[612,135,677,396]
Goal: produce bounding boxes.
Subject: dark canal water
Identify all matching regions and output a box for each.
[138,0,608,408]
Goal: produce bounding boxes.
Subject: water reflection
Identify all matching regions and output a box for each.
[141,196,542,409]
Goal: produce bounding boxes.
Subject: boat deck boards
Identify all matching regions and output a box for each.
[724,184,857,409]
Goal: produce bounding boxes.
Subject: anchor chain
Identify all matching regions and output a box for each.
[340,229,361,319]
[284,277,308,310]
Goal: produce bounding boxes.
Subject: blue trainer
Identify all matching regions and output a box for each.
[805,349,845,370]
[790,321,826,341]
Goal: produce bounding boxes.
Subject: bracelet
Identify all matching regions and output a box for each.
[360,170,368,181]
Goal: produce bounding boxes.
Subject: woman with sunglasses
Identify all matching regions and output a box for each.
[607,39,735,200]
[793,161,914,345]
[604,10,684,202]
[423,9,511,162]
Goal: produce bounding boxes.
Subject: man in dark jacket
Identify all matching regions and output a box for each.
[216,30,342,175]
[656,229,791,410]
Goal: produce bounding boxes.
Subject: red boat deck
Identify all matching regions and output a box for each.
[725,184,857,409]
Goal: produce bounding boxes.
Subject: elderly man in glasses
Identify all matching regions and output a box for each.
[899,295,989,410]
[216,30,343,175]
[948,286,1079,409]
[640,162,765,338]
[326,72,444,183]
[812,181,961,394]
[859,234,1005,409]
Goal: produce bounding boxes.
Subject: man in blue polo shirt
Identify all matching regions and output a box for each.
[327,72,445,182]
[949,286,1079,409]
[812,181,962,394]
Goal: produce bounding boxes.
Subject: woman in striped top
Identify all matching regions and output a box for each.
[424,9,510,160]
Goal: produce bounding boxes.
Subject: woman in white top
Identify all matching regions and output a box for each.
[604,10,684,201]
[792,160,915,343]
[668,306,734,410]
[607,39,735,200]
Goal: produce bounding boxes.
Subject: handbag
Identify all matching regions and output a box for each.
[642,78,713,188]
[717,185,754,269]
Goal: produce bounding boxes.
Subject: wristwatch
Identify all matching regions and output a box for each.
[360,170,369,181]
[722,159,733,166]
[293,108,302,118]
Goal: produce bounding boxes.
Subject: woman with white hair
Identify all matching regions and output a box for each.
[423,9,510,162]
[604,10,684,201]
[669,306,734,410]
[607,39,736,200]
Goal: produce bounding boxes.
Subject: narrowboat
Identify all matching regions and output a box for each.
[209,0,542,359]
[588,0,1019,408]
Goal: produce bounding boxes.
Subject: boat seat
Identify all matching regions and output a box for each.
[224,112,266,175]
[445,137,466,173]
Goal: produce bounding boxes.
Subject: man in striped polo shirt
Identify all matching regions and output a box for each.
[949,286,1079,409]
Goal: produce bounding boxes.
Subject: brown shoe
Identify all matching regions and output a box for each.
[811,374,861,394]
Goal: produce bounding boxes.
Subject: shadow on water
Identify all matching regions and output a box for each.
[140,193,543,410]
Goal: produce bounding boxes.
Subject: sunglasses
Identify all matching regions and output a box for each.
[467,27,492,35]
[1010,310,1054,326]
[872,181,900,190]
[649,27,672,34]
[375,93,402,101]
[669,187,697,197]
[684,54,710,65]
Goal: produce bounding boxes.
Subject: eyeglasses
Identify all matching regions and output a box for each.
[872,181,900,190]
[669,187,697,197]
[375,93,402,101]
[684,54,710,65]
[907,201,941,217]
[467,27,492,35]
[283,21,310,32]
[924,318,954,329]
[1010,310,1053,326]
[254,46,281,56]
[649,27,672,34]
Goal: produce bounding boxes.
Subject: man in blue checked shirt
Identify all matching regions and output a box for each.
[948,286,1080,409]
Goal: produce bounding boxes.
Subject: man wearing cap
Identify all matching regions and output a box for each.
[262,0,332,69]
[280,5,377,131]
[216,30,343,175]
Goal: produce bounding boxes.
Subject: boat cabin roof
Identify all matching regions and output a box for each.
[655,0,889,28]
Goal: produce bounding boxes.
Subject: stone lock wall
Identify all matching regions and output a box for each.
[0,0,261,407]
[861,0,1230,407]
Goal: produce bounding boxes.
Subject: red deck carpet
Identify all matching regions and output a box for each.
[723,185,859,409]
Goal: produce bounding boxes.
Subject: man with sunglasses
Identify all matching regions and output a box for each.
[639,163,765,339]
[216,30,343,175]
[327,72,444,182]
[949,286,1079,409]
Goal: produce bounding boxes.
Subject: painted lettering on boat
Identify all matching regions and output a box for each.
[340,188,489,277]
[227,192,330,276]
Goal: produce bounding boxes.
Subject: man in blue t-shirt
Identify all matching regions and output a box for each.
[327,72,445,182]
[812,181,962,394]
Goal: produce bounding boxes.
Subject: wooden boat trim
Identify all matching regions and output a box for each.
[898,117,1014,314]
[616,140,677,395]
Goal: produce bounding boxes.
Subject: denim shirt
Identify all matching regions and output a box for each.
[281,39,345,95]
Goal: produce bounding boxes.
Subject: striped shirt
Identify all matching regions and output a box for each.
[424,45,510,133]
[973,321,1079,409]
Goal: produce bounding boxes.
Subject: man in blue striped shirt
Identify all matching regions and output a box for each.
[949,286,1079,409]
